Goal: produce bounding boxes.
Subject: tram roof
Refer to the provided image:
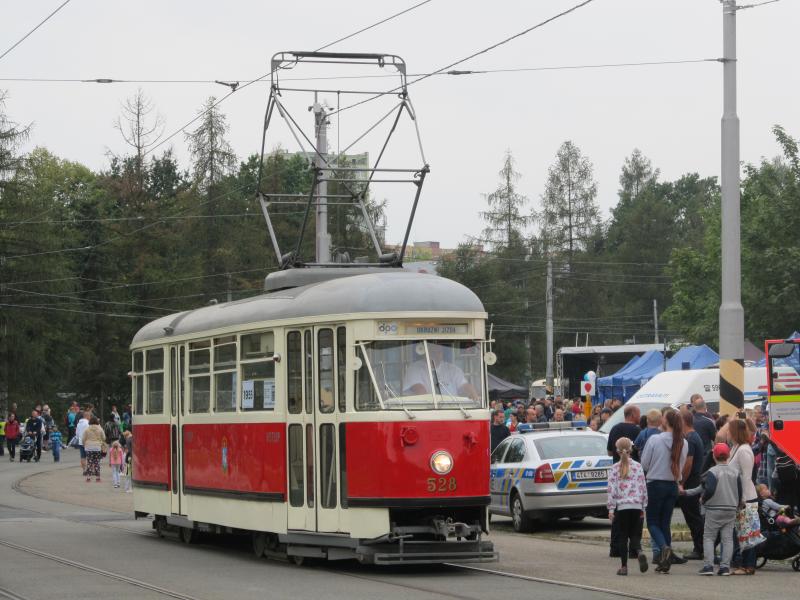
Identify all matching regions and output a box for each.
[132,271,485,345]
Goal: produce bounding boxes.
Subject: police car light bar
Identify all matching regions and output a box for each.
[517,421,587,433]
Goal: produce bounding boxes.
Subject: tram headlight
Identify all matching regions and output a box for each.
[430,450,453,475]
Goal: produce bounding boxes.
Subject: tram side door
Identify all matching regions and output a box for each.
[314,326,341,533]
[286,329,317,531]
[169,345,186,515]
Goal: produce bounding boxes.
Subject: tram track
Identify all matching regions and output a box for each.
[0,539,207,600]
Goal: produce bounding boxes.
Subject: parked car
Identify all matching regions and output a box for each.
[489,422,610,532]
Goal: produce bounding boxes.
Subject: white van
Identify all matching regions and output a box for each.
[598,365,797,434]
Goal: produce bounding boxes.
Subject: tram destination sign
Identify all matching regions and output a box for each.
[375,321,469,336]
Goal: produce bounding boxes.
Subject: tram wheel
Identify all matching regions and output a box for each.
[792,557,800,572]
[755,556,767,569]
[180,527,196,545]
[155,518,167,539]
[252,532,267,558]
[291,555,305,566]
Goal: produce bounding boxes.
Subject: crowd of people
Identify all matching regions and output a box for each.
[604,394,800,577]
[0,402,134,492]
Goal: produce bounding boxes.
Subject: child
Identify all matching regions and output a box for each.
[122,430,133,493]
[607,437,649,576]
[757,484,800,528]
[683,443,743,576]
[49,426,65,462]
[108,440,125,488]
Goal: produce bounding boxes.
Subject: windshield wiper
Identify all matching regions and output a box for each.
[431,360,471,419]
[379,362,416,420]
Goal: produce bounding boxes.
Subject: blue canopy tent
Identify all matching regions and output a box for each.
[613,350,665,400]
[597,354,638,404]
[664,344,719,372]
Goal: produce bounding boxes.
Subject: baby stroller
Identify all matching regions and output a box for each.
[755,503,800,571]
[18,435,35,463]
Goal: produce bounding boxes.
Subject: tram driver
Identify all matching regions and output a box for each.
[402,342,479,400]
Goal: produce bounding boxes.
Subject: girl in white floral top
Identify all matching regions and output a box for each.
[608,437,649,576]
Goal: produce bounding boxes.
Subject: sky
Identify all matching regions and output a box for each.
[1,0,798,249]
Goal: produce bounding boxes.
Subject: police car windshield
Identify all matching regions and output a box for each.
[355,339,484,411]
[534,435,607,460]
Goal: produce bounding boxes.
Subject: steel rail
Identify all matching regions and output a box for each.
[0,539,206,600]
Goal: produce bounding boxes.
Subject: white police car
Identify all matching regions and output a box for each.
[490,422,611,532]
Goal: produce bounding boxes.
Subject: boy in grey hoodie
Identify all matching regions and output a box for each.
[682,443,743,576]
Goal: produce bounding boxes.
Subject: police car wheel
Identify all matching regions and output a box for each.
[511,493,532,533]
[792,558,800,572]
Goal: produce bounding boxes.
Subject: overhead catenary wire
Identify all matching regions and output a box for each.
[0,0,73,63]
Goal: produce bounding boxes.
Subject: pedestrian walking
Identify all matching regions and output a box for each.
[728,418,760,575]
[640,409,688,573]
[490,409,510,452]
[24,410,43,462]
[81,416,106,483]
[74,411,89,475]
[108,441,125,488]
[49,426,65,462]
[682,443,743,576]
[104,416,121,445]
[606,404,641,558]
[678,410,706,560]
[5,414,20,461]
[123,430,134,492]
[0,415,5,457]
[607,437,649,576]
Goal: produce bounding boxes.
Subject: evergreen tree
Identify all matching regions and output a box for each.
[481,151,530,248]
[538,141,600,260]
[186,97,237,190]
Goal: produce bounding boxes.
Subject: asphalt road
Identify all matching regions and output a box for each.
[1,450,797,600]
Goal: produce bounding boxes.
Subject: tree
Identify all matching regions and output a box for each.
[185,97,236,190]
[538,141,599,260]
[481,151,531,248]
[114,89,164,192]
[618,148,659,207]
[0,90,30,189]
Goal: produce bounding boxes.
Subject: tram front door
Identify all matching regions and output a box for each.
[169,345,185,515]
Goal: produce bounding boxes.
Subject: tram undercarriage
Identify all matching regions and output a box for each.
[148,509,497,565]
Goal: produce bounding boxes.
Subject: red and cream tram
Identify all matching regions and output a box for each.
[130,268,497,564]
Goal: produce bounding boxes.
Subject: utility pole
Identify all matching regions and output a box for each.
[653,298,659,344]
[226,273,232,303]
[545,259,554,392]
[719,0,745,417]
[313,94,330,263]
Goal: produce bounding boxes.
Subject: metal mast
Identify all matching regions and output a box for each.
[719,0,745,416]
[313,95,330,263]
[546,259,554,391]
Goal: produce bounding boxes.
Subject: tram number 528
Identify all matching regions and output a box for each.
[427,477,457,493]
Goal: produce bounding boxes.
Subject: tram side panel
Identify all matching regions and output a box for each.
[132,423,171,516]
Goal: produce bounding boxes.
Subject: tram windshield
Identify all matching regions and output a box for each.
[355,339,484,411]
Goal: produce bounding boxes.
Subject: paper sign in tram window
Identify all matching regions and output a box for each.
[264,380,275,409]
[242,379,255,409]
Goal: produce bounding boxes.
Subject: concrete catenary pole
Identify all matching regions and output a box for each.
[719,0,745,417]
[653,298,659,344]
[545,259,554,392]
[313,96,330,263]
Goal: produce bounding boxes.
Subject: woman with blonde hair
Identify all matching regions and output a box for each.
[607,437,649,576]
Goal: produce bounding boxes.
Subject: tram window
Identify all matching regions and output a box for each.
[146,348,164,371]
[320,424,337,508]
[288,424,304,507]
[190,376,210,413]
[215,372,236,412]
[318,329,334,414]
[135,374,144,415]
[214,336,236,369]
[147,372,164,414]
[133,351,143,373]
[304,331,313,415]
[336,327,346,413]
[189,345,210,374]
[287,332,302,414]
[241,361,275,411]
[305,423,315,508]
[240,331,274,360]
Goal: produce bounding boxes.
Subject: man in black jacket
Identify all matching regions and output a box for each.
[490,409,510,452]
[24,409,43,462]
[691,395,717,453]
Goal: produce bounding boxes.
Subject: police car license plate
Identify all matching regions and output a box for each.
[573,469,607,480]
